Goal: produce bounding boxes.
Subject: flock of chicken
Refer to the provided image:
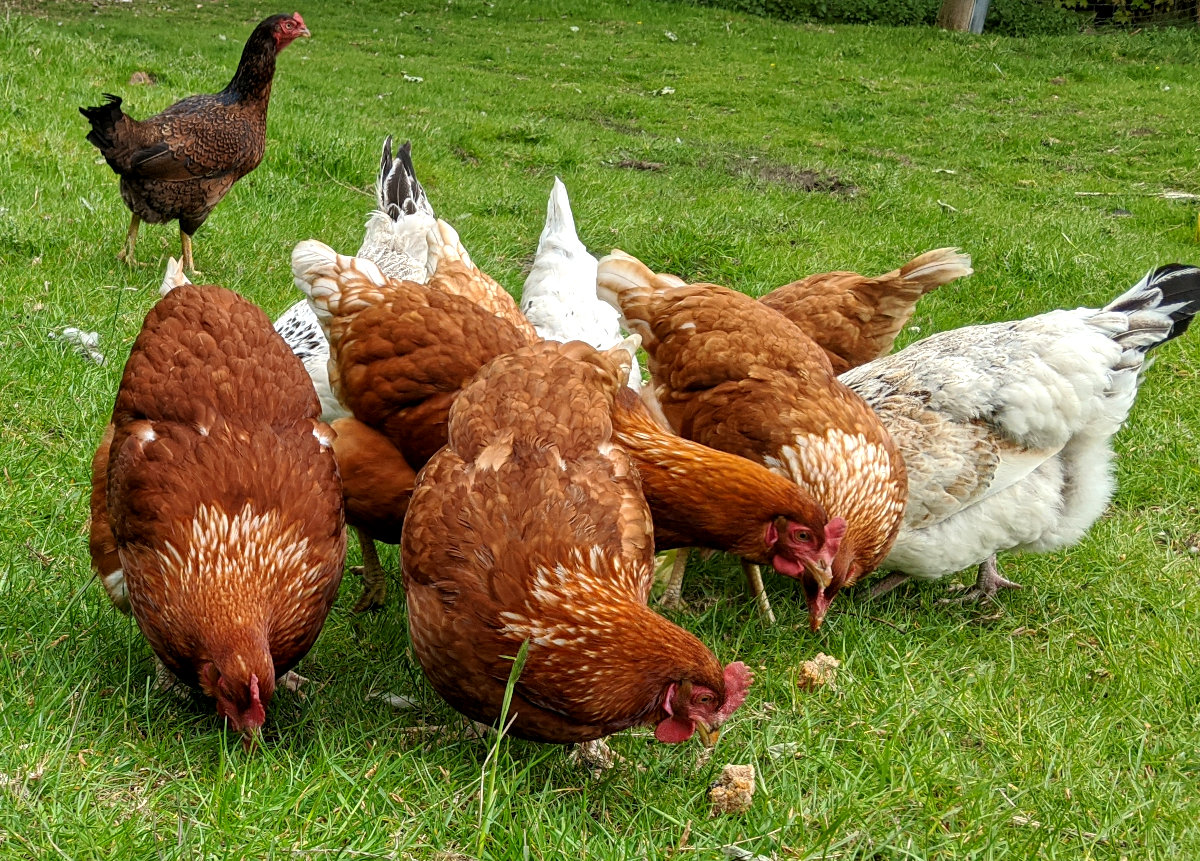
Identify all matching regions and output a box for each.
[81,14,1200,753]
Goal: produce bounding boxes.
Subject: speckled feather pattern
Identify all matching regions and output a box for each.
[597,250,907,579]
[80,16,295,234]
[759,247,972,374]
[89,283,346,701]
[841,265,1200,579]
[291,241,531,471]
[611,387,828,559]
[401,341,732,744]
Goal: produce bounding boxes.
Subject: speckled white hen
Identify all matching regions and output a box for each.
[848,264,1200,601]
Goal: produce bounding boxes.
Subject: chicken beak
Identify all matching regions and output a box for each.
[298,24,312,38]
[695,722,719,747]
[241,727,263,752]
[805,557,833,591]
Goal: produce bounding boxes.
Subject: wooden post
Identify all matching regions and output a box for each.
[938,0,980,30]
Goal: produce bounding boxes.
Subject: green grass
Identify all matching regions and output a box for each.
[2,0,1199,857]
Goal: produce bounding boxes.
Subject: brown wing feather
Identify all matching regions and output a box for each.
[760,248,972,373]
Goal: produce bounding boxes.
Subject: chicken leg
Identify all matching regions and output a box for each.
[352,527,389,613]
[657,549,690,610]
[180,230,200,277]
[742,561,776,624]
[939,555,1022,604]
[117,213,141,266]
[869,572,911,599]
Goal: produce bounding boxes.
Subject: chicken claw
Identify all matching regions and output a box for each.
[657,549,690,611]
[939,555,1022,605]
[868,572,911,599]
[351,529,388,612]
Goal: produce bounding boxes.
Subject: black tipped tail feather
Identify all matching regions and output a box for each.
[1108,264,1200,344]
[378,136,430,220]
[79,94,125,153]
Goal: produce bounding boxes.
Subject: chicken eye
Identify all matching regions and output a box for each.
[796,530,814,543]
[696,694,714,705]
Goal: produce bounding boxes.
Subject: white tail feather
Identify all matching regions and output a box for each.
[159,257,191,296]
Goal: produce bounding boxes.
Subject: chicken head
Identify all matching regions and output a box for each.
[655,661,753,746]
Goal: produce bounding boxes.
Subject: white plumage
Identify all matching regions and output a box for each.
[274,136,432,422]
[842,265,1200,597]
[520,178,641,389]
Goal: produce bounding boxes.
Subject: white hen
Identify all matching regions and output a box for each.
[520,178,641,389]
[845,264,1200,602]
[273,136,433,423]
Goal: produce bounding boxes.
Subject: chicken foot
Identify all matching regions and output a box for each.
[116,214,141,266]
[657,548,690,611]
[351,528,389,613]
[939,555,1022,605]
[742,561,777,624]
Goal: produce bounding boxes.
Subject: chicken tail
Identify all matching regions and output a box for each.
[543,177,580,246]
[79,93,126,154]
[291,240,389,332]
[159,257,192,297]
[600,334,642,388]
[596,249,664,320]
[378,136,432,220]
[894,247,973,292]
[1104,264,1200,351]
[357,137,436,282]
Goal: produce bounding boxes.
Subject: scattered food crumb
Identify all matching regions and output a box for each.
[402,74,424,83]
[797,653,841,691]
[656,86,675,96]
[128,71,156,85]
[721,848,771,861]
[709,764,755,816]
[664,30,678,41]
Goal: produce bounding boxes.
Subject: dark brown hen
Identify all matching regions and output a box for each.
[80,13,309,273]
[88,283,345,746]
[401,339,752,746]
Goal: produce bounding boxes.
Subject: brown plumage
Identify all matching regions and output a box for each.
[758,247,972,373]
[291,239,530,610]
[402,339,752,745]
[598,249,907,630]
[612,386,838,582]
[425,219,540,342]
[80,13,310,272]
[88,283,345,746]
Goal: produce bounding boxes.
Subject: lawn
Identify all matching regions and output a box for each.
[1,0,1199,857]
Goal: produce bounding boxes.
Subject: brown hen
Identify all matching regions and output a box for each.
[611,387,841,617]
[80,13,309,273]
[402,338,752,745]
[88,283,345,746]
[598,249,907,629]
[291,240,530,608]
[759,247,972,373]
